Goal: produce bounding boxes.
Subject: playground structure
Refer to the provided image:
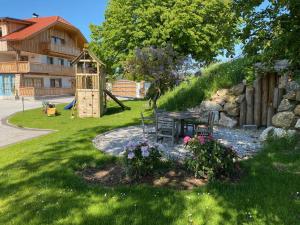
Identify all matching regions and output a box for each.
[71,47,129,118]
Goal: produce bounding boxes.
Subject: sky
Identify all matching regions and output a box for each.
[0,0,109,41]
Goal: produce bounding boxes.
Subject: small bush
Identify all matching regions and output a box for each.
[123,140,162,180]
[184,135,238,180]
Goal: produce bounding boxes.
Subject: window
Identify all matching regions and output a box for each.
[23,78,34,87]
[59,58,65,66]
[23,78,43,88]
[50,78,62,88]
[51,36,65,45]
[47,57,54,65]
[0,28,2,37]
[20,56,29,61]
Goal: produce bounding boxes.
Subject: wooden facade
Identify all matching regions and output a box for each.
[0,61,74,76]
[0,16,86,98]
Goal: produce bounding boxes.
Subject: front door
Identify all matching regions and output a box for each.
[0,74,15,96]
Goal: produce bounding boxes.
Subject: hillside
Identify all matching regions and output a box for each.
[158,57,255,111]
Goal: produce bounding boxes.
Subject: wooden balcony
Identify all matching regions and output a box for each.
[0,61,75,76]
[41,42,81,57]
[19,87,74,97]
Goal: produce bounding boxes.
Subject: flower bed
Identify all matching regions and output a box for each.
[184,135,239,180]
[123,140,162,180]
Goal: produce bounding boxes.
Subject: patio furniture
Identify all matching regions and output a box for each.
[156,115,178,146]
[195,111,216,136]
[140,112,156,138]
[161,111,202,137]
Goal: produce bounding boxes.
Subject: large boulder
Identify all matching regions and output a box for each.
[295,119,300,129]
[218,112,238,128]
[224,102,239,116]
[259,126,297,142]
[236,94,245,104]
[216,89,229,98]
[279,75,288,89]
[286,81,300,93]
[294,105,300,116]
[199,101,222,112]
[272,112,296,128]
[283,91,296,100]
[277,99,296,112]
[230,83,245,96]
[225,95,238,104]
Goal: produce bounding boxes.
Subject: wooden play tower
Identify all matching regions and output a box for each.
[72,48,106,118]
[72,47,129,118]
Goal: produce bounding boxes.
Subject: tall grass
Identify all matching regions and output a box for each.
[158,57,255,111]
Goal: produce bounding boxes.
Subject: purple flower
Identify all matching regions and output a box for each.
[141,146,150,157]
[128,152,135,159]
[126,141,137,150]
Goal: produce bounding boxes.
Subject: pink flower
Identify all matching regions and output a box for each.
[183,136,191,144]
[198,135,206,145]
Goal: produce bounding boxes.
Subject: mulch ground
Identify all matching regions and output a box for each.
[77,163,207,190]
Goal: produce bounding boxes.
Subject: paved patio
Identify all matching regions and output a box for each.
[0,97,73,148]
[93,125,262,159]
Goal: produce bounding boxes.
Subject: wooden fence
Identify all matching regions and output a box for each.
[240,73,284,127]
[107,80,150,99]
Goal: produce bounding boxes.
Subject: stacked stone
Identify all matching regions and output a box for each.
[272,80,300,130]
[188,83,245,128]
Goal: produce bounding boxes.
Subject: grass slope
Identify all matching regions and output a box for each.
[158,57,254,111]
[0,100,299,225]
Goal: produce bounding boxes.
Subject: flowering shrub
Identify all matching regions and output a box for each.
[123,140,162,180]
[184,135,238,180]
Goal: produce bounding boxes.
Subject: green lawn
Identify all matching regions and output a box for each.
[0,100,299,225]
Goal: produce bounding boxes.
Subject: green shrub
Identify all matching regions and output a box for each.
[264,133,300,152]
[184,135,238,180]
[123,140,162,180]
[158,57,255,111]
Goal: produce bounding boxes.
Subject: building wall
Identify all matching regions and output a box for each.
[0,53,16,61]
[0,22,8,51]
[43,76,72,88]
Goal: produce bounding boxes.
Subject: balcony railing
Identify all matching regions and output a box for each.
[41,42,81,56]
[19,87,74,97]
[0,61,75,76]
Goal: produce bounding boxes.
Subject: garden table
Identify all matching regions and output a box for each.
[158,111,202,137]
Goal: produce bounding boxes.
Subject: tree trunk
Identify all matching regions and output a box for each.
[239,99,247,127]
[261,75,269,126]
[246,86,254,124]
[253,78,262,127]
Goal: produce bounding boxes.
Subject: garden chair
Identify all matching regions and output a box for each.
[156,115,178,146]
[195,111,216,137]
[140,112,156,138]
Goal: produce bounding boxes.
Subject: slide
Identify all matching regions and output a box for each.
[104,89,131,110]
[64,99,76,110]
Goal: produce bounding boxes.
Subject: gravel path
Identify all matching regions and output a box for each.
[93,125,262,159]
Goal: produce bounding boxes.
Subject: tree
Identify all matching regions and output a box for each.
[124,45,185,108]
[90,0,238,76]
[234,0,300,69]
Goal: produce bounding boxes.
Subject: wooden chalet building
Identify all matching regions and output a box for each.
[0,16,86,99]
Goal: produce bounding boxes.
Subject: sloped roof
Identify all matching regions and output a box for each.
[0,16,86,42]
[71,48,106,67]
